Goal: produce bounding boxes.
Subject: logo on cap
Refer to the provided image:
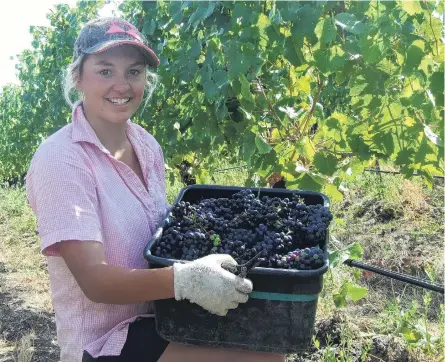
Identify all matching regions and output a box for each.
[106,21,142,42]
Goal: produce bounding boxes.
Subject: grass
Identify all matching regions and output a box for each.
[319,170,444,361]
[0,165,443,362]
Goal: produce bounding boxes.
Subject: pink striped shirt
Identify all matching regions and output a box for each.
[25,101,168,361]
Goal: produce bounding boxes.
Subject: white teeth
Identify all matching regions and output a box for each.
[109,98,130,105]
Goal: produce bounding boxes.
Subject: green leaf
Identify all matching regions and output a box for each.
[291,5,322,38]
[284,37,304,67]
[360,38,383,64]
[232,2,255,25]
[315,17,337,45]
[239,74,254,103]
[276,1,301,22]
[372,132,395,155]
[330,242,363,268]
[333,280,367,307]
[227,41,249,78]
[292,173,324,192]
[255,151,277,177]
[333,291,347,308]
[376,59,398,75]
[347,134,372,161]
[313,152,338,176]
[430,71,444,95]
[212,70,229,89]
[430,71,444,108]
[255,135,272,154]
[346,284,368,301]
[257,13,269,31]
[242,132,257,164]
[214,100,228,122]
[142,20,157,36]
[296,75,311,95]
[335,13,365,35]
[325,184,343,203]
[348,242,364,260]
[395,148,415,166]
[187,1,216,31]
[203,79,217,101]
[349,78,368,97]
[403,40,425,75]
[313,49,330,74]
[400,0,423,15]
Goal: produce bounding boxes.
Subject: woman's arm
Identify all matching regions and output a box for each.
[59,240,174,304]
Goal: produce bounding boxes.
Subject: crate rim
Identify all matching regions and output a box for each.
[173,184,330,208]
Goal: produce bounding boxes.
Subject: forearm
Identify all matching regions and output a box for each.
[80,264,175,304]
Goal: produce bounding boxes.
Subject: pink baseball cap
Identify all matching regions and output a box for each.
[73,17,159,67]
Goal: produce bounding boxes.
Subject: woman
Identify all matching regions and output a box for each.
[25,17,285,362]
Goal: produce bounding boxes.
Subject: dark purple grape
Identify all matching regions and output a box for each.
[155,189,331,270]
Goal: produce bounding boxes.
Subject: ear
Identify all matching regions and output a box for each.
[73,57,86,92]
[75,82,82,92]
[74,73,83,92]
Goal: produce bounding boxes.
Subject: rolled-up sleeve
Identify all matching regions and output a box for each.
[25,143,103,256]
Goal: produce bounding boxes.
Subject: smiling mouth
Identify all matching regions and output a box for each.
[107,98,131,105]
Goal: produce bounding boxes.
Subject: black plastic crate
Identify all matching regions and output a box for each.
[144,185,330,354]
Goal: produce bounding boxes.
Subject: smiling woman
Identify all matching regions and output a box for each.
[25,16,282,362]
[61,17,159,155]
[75,47,149,150]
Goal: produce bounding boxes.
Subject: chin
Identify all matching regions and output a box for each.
[110,113,133,123]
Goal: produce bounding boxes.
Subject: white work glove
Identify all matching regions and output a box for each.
[173,254,253,316]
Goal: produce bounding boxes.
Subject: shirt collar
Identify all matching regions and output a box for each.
[71,100,137,155]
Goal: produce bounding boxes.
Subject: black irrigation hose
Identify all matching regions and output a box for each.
[344,259,444,295]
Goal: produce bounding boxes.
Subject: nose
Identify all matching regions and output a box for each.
[112,74,131,93]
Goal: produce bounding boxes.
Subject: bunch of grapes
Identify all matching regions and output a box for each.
[277,247,325,270]
[153,189,332,270]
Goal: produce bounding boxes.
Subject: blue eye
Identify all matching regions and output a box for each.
[129,69,141,76]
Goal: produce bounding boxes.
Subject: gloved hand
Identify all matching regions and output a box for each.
[173,254,253,316]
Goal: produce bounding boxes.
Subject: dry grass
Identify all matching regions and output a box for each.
[15,332,35,362]
[0,186,56,361]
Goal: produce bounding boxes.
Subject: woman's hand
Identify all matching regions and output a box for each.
[173,254,253,316]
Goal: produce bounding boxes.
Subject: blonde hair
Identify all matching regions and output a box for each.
[62,52,159,110]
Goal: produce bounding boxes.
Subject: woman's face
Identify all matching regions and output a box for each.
[77,45,146,124]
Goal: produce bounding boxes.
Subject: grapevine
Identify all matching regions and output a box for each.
[0,0,443,196]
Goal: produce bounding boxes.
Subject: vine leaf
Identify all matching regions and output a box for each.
[255,135,272,154]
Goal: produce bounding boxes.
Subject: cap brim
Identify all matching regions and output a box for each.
[84,39,160,67]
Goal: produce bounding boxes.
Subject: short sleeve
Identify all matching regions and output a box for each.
[25,143,103,256]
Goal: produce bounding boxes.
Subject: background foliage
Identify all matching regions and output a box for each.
[0,0,443,202]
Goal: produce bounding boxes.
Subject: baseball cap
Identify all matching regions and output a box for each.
[73,17,159,67]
